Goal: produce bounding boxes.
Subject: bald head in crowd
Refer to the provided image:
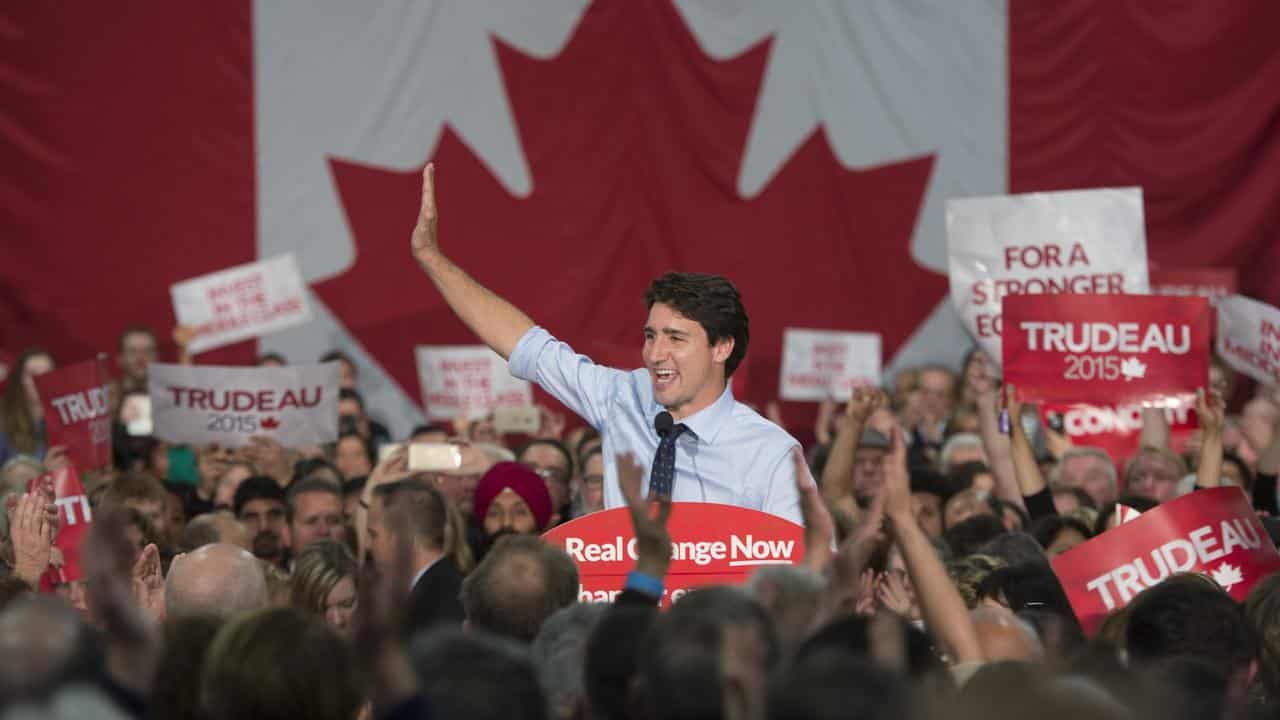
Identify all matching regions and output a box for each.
[971,606,1043,663]
[165,543,269,619]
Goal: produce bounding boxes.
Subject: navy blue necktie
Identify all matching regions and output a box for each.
[649,422,688,498]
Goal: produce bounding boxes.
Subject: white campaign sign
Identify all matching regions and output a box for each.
[1217,295,1280,385]
[779,329,881,401]
[415,346,533,421]
[946,188,1149,366]
[149,362,339,448]
[171,254,312,354]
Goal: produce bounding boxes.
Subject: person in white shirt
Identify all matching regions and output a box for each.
[407,165,801,523]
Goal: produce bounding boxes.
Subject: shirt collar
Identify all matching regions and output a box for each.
[655,383,735,446]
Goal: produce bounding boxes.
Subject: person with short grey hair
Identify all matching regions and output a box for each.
[1057,446,1118,507]
[745,565,826,657]
[0,455,43,496]
[531,602,610,720]
[0,595,101,702]
[940,433,986,476]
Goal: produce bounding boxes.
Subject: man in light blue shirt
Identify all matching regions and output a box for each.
[407,165,801,524]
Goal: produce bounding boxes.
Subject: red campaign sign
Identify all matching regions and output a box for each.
[1042,402,1198,467]
[34,356,113,470]
[542,503,806,606]
[1148,267,1238,306]
[28,465,94,587]
[1052,487,1280,634]
[1003,294,1211,407]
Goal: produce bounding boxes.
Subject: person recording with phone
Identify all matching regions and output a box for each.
[407,165,801,523]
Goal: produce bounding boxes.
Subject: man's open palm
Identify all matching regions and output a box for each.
[411,163,439,259]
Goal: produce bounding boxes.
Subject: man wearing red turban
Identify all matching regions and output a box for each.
[472,462,555,552]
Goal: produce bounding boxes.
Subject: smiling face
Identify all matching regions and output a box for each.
[643,303,732,420]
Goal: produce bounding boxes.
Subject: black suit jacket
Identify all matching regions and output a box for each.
[404,559,466,639]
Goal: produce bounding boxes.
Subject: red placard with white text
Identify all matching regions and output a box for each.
[542,504,805,606]
[34,357,113,470]
[1042,402,1197,466]
[28,465,94,587]
[1052,487,1280,635]
[1003,294,1211,407]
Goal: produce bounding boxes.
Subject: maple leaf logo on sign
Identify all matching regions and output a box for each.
[261,417,280,430]
[1211,562,1244,591]
[1120,357,1147,381]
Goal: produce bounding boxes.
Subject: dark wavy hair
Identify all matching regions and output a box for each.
[643,272,749,377]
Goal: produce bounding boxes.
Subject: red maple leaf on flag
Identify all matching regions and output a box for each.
[313,2,946,411]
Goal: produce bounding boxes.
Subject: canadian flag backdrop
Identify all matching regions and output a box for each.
[4,1,1280,437]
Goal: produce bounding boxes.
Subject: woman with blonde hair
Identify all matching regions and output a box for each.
[290,539,358,634]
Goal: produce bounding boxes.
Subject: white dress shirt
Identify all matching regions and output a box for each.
[508,326,802,524]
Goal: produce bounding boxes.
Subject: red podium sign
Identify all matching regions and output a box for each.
[1052,487,1280,634]
[542,503,806,606]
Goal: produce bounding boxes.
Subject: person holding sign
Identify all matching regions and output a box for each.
[408,166,800,523]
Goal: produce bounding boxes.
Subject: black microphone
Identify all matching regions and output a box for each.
[654,411,674,438]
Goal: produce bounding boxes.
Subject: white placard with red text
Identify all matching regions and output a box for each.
[1052,487,1280,634]
[149,362,339,447]
[415,346,533,421]
[1003,294,1211,407]
[170,254,312,353]
[946,188,1149,365]
[779,329,881,401]
[1216,295,1280,385]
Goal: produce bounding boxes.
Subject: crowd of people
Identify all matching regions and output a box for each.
[0,316,1278,719]
[0,170,1277,718]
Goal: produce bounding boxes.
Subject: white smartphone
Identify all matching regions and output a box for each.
[122,394,153,437]
[493,405,541,435]
[408,443,463,472]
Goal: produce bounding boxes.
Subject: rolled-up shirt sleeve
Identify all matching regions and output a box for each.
[508,326,627,430]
